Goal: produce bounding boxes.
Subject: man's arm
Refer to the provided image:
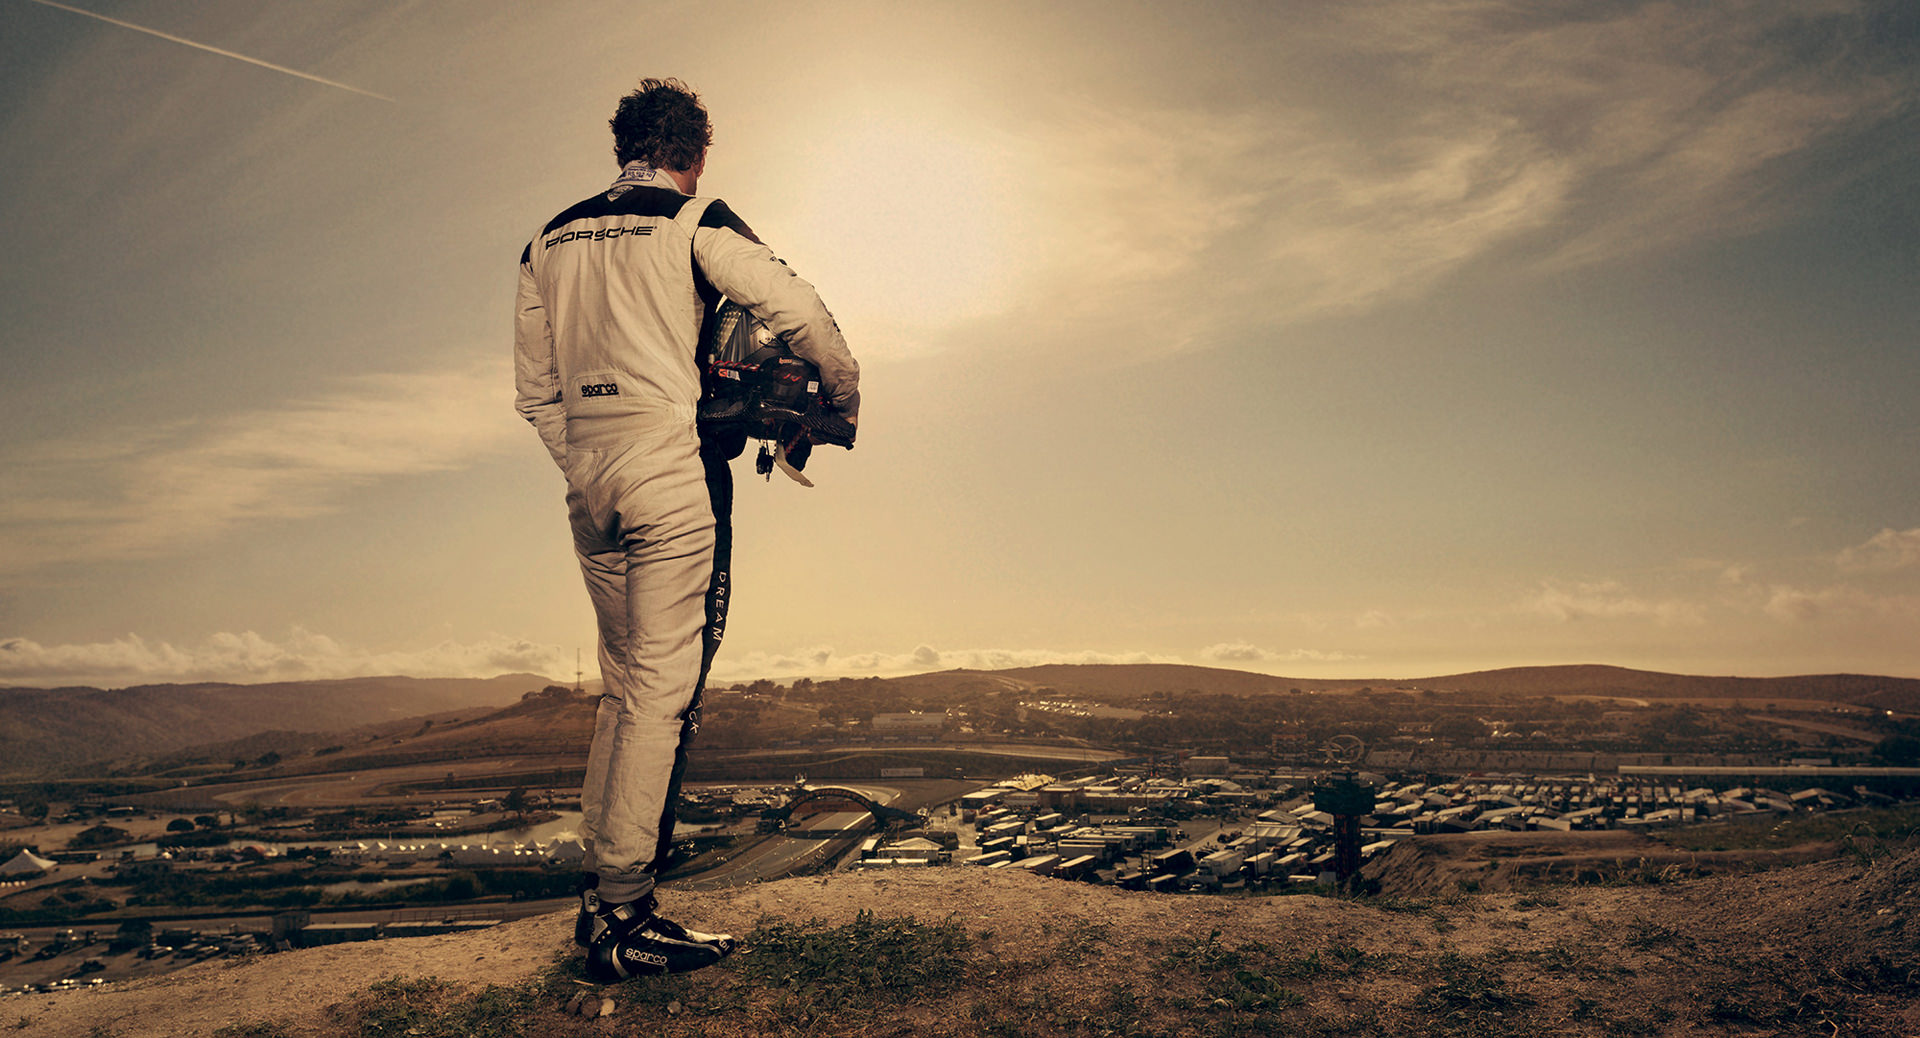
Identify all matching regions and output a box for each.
[513,243,570,469]
[692,201,860,422]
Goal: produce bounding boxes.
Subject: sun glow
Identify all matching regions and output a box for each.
[784,113,1031,348]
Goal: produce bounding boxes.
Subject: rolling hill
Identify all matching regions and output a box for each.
[933,661,1920,710]
[1411,663,1920,711]
[11,662,1919,782]
[0,674,553,777]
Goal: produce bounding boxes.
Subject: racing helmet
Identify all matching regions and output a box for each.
[698,300,856,456]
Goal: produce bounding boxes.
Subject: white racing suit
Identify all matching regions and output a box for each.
[514,161,858,905]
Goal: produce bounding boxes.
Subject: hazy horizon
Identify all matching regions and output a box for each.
[3,2,1917,689]
[8,658,1920,697]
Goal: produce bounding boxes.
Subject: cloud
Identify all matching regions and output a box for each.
[0,628,570,688]
[707,645,1186,682]
[1015,97,1569,355]
[3,634,1269,687]
[1010,1,1911,354]
[4,630,1379,687]
[1763,583,1920,624]
[1358,0,1910,269]
[1354,610,1395,629]
[1838,527,1920,573]
[1525,580,1705,626]
[1680,558,1757,585]
[1757,528,1920,620]
[0,360,521,575]
[1199,643,1363,664]
[1765,585,1832,623]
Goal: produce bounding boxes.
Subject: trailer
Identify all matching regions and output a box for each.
[1054,854,1099,881]
[1149,848,1195,875]
[1015,854,1061,877]
[1199,849,1244,879]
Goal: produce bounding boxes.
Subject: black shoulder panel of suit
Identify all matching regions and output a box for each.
[519,241,531,266]
[698,199,762,244]
[541,186,694,236]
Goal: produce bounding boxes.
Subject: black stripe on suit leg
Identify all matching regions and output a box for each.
[647,447,735,875]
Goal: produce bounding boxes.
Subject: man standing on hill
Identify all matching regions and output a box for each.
[513,77,859,981]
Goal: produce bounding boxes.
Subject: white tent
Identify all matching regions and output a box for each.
[0,849,56,876]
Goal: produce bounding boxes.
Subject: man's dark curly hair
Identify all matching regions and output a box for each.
[610,77,712,170]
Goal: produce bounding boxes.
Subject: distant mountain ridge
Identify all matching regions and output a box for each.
[6,663,1917,781]
[0,673,551,777]
[956,661,1920,710]
[1399,664,1920,711]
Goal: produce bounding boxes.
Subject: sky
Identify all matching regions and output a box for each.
[2,0,1917,689]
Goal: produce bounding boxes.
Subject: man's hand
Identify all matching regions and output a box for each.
[802,403,856,449]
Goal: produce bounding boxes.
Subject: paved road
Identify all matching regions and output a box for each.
[1761,715,1884,744]
[668,778,982,889]
[204,756,585,807]
[709,742,1125,762]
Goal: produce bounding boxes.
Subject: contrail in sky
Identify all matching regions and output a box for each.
[22,0,394,102]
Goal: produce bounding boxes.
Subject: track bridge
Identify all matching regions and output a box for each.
[760,784,920,830]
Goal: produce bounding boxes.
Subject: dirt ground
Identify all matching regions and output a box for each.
[10,846,1919,1038]
[4,910,566,1037]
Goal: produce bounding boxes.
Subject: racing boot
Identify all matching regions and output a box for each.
[584,895,737,981]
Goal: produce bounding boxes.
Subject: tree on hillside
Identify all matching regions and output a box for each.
[70,825,131,849]
[1431,716,1487,746]
[110,919,152,952]
[1876,735,1920,766]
